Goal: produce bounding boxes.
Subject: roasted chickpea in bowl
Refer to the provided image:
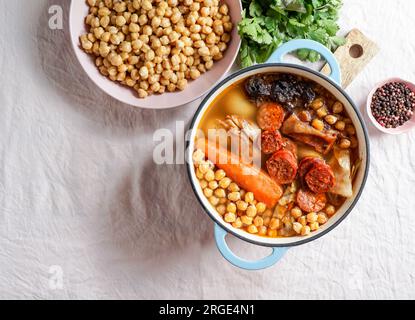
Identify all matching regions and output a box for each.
[70,0,242,109]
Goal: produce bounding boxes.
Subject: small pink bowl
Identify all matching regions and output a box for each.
[69,0,242,109]
[366,78,415,134]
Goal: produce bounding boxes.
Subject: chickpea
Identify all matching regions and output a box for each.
[195,163,204,176]
[132,39,143,51]
[216,204,226,215]
[115,15,126,27]
[219,4,229,15]
[169,32,180,43]
[291,207,302,219]
[190,2,200,11]
[200,7,210,17]
[257,226,267,236]
[219,177,231,189]
[167,83,176,92]
[317,213,328,225]
[204,169,215,182]
[268,229,278,237]
[142,25,152,36]
[205,60,213,70]
[311,98,324,110]
[213,24,224,36]
[177,79,187,90]
[130,14,139,23]
[298,216,307,226]
[139,66,149,79]
[218,42,227,52]
[236,201,248,212]
[312,119,325,131]
[246,205,257,218]
[269,218,281,230]
[309,222,319,231]
[138,14,148,25]
[228,192,241,202]
[325,205,336,216]
[203,188,213,198]
[223,22,233,32]
[317,107,328,118]
[255,202,266,214]
[186,68,200,80]
[140,81,150,91]
[339,139,351,149]
[208,180,218,190]
[210,45,220,56]
[293,222,303,234]
[333,101,344,114]
[209,196,220,206]
[306,212,318,223]
[226,203,236,214]
[198,46,210,57]
[335,120,346,131]
[137,88,148,98]
[241,215,253,226]
[247,225,258,234]
[228,182,240,192]
[244,192,254,204]
[125,77,136,86]
[301,226,311,236]
[232,218,243,229]
[224,212,236,223]
[254,216,264,227]
[141,0,153,11]
[214,188,226,199]
[325,115,338,125]
[109,54,123,66]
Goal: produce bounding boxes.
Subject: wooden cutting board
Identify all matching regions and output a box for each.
[321,28,379,88]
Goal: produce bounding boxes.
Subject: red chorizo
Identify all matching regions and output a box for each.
[266,150,298,185]
[261,130,284,154]
[297,189,327,213]
[298,157,324,178]
[257,102,285,130]
[305,163,335,194]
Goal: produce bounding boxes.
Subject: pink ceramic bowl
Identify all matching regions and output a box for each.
[366,78,415,134]
[69,0,242,109]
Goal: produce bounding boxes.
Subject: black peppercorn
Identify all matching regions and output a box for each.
[371,82,415,129]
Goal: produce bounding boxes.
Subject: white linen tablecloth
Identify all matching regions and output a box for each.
[1,0,415,299]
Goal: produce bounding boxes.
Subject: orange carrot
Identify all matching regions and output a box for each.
[196,138,283,208]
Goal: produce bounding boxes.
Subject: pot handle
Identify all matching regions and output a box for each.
[267,39,341,85]
[214,224,288,270]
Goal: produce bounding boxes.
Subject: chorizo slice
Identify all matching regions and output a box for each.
[305,163,335,194]
[257,102,285,130]
[266,150,298,185]
[261,129,284,155]
[297,189,327,213]
[298,157,324,178]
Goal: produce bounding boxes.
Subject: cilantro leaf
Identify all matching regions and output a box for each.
[238,0,345,66]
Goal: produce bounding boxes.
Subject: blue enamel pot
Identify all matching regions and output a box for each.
[186,40,370,270]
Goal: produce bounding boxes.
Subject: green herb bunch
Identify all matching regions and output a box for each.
[238,0,345,67]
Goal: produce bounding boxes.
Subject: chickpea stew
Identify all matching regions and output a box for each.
[80,0,233,98]
[193,73,361,238]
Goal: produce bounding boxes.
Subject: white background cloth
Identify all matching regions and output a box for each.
[1,0,415,299]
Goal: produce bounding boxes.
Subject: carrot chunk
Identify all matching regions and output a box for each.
[196,138,283,207]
